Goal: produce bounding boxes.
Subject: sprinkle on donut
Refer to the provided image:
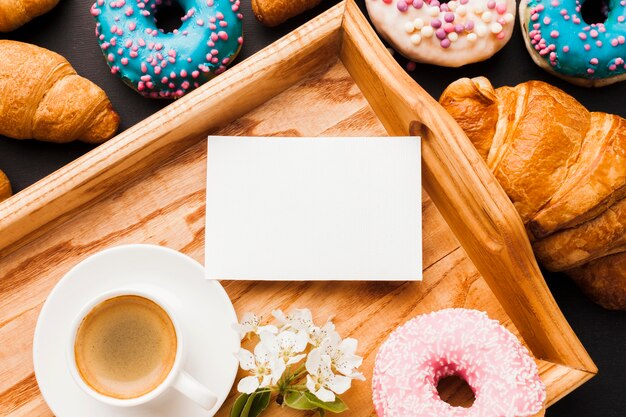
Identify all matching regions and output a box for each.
[372,308,546,417]
[522,0,626,85]
[366,0,517,67]
[92,0,243,98]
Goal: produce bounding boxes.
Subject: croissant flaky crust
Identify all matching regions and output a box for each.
[0,170,11,202]
[440,77,626,310]
[0,0,59,32]
[0,40,119,143]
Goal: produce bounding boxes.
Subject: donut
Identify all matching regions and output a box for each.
[365,0,517,67]
[372,309,546,417]
[521,0,626,87]
[91,0,243,98]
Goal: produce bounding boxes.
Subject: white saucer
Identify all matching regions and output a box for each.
[33,244,240,417]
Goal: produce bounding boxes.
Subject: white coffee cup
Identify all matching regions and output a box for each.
[67,287,218,410]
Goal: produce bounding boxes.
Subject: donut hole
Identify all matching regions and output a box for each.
[154,0,186,33]
[436,375,475,408]
[581,0,610,24]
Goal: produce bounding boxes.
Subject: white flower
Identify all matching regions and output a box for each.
[261,330,309,365]
[309,321,338,348]
[305,348,352,403]
[233,312,278,340]
[272,308,314,333]
[236,343,286,394]
[320,334,365,379]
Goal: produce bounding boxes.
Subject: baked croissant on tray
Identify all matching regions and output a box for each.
[440,77,626,310]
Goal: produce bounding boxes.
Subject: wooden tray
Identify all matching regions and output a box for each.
[0,1,596,415]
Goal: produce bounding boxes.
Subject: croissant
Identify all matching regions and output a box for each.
[0,40,119,143]
[0,0,59,32]
[0,170,11,202]
[439,77,626,310]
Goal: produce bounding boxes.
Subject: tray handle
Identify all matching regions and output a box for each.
[340,0,595,374]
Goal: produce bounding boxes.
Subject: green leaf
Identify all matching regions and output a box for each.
[305,393,348,413]
[231,393,251,417]
[240,392,257,417]
[249,391,271,417]
[284,390,318,410]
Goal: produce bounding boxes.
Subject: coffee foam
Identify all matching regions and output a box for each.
[74,295,177,399]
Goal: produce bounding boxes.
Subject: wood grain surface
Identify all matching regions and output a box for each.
[0,2,594,416]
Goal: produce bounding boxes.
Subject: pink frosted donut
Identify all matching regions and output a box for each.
[372,308,546,417]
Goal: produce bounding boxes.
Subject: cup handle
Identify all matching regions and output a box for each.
[173,370,218,410]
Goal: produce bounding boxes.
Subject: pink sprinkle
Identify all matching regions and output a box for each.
[551,0,559,6]
[619,16,626,23]
[587,68,595,74]
[107,53,114,62]
[563,45,570,52]
[222,57,230,64]
[610,64,617,70]
[579,33,587,40]
[155,43,163,51]
[211,57,219,63]
[612,39,619,46]
[543,17,551,25]
[180,69,187,77]
[129,50,138,58]
[170,71,177,78]
[192,70,200,78]
[181,81,190,90]
[141,75,151,82]
[218,31,228,40]
[590,58,599,64]
[219,21,228,27]
[207,0,214,5]
[197,19,205,26]
[155,66,162,74]
[496,32,505,40]
[141,63,147,73]
[211,33,218,41]
[620,35,626,44]
[487,0,495,9]
[161,76,169,83]
[550,30,559,38]
[584,44,591,51]
[496,3,507,14]
[596,40,603,47]
[216,11,225,19]
[440,38,451,48]
[121,58,129,65]
[590,29,599,38]
[138,81,145,91]
[444,23,455,33]
[125,39,133,48]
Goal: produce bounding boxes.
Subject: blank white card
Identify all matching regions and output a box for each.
[205,137,422,281]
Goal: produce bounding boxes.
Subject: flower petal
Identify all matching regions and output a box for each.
[286,353,307,365]
[313,386,336,403]
[237,376,260,394]
[328,374,352,395]
[271,359,286,384]
[306,348,323,375]
[236,348,256,371]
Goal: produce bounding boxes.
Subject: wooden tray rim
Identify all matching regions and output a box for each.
[0,0,596,409]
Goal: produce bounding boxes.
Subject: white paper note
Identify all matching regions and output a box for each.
[205,137,422,281]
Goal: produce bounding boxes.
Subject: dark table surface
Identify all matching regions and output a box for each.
[1,0,625,416]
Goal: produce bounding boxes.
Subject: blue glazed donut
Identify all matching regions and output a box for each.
[91,0,243,98]
[521,0,626,86]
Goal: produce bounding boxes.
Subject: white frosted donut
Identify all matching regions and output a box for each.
[372,308,546,417]
[365,0,517,67]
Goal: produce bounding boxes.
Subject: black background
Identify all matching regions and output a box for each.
[1,1,625,416]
